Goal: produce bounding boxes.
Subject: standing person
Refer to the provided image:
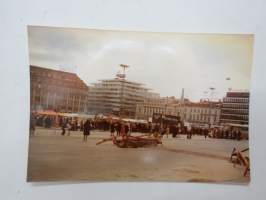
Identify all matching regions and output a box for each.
[225,129,229,139]
[120,122,126,139]
[80,120,84,131]
[125,122,130,136]
[61,120,66,136]
[204,128,208,139]
[110,122,115,136]
[67,121,72,136]
[152,123,159,137]
[44,116,49,128]
[159,125,165,138]
[165,125,170,138]
[236,129,242,140]
[116,122,121,136]
[83,119,91,142]
[30,113,36,136]
[187,125,192,139]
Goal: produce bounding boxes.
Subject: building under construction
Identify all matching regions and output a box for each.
[87,64,159,118]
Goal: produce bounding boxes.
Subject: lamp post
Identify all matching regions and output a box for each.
[118,64,130,117]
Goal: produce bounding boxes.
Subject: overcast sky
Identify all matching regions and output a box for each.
[28,26,253,101]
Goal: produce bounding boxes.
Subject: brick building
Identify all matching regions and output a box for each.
[30,65,89,113]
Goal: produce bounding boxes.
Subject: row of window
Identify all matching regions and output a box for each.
[222,109,249,115]
[31,96,86,106]
[31,70,76,81]
[186,114,218,122]
[222,104,249,109]
[177,108,219,115]
[142,107,165,115]
[226,92,249,98]
[31,90,87,100]
[31,80,87,90]
[220,114,249,121]
[223,97,249,103]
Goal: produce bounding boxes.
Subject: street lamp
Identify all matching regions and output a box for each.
[118,64,130,117]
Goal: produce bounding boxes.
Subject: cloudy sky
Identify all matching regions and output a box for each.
[28,26,253,101]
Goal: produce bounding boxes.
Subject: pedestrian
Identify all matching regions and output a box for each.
[116,122,121,136]
[110,122,115,136]
[61,120,66,136]
[30,113,36,136]
[120,122,126,137]
[236,129,242,140]
[165,125,170,138]
[80,120,84,131]
[187,126,192,139]
[125,123,130,136]
[67,121,72,136]
[204,128,208,139]
[159,125,165,138]
[83,119,91,142]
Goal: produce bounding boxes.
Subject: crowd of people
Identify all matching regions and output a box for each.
[29,114,244,141]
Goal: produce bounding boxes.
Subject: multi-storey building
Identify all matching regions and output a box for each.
[135,96,180,120]
[136,92,221,126]
[87,75,159,118]
[176,101,222,126]
[220,91,249,125]
[30,65,89,113]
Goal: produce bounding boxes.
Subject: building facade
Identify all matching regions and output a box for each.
[135,97,180,120]
[136,96,221,126]
[87,77,159,118]
[30,65,89,113]
[176,101,221,126]
[220,91,249,125]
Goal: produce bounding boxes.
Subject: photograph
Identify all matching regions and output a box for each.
[27,26,253,184]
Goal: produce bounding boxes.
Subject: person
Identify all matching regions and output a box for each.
[110,122,115,136]
[225,130,229,139]
[159,125,165,138]
[30,113,36,136]
[67,121,72,136]
[125,122,130,136]
[116,122,121,136]
[172,126,177,138]
[80,120,84,131]
[232,129,237,140]
[165,125,170,138]
[61,120,67,136]
[204,128,208,139]
[83,119,91,142]
[187,126,192,139]
[236,129,242,140]
[120,122,126,138]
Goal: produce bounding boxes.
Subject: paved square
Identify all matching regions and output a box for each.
[27,128,250,183]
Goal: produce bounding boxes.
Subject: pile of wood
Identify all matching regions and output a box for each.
[230,147,250,176]
[96,134,162,148]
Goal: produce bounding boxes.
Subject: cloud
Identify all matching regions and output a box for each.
[28,26,253,101]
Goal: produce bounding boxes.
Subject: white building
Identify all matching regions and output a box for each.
[175,101,221,126]
[135,97,180,120]
[88,75,159,118]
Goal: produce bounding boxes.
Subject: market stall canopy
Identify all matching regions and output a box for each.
[36,110,59,116]
[62,113,95,119]
[122,118,147,124]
